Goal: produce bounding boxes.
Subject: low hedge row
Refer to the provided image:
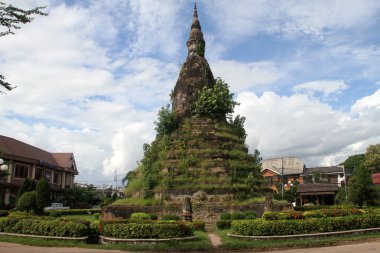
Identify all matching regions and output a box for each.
[0,217,89,237]
[46,208,101,217]
[220,211,257,220]
[231,214,380,236]
[294,205,355,212]
[0,210,9,217]
[216,220,232,230]
[100,221,193,239]
[262,208,363,220]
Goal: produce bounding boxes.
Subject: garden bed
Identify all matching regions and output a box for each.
[0,232,88,241]
[99,235,197,244]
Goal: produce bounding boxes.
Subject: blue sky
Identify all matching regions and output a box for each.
[0,0,380,186]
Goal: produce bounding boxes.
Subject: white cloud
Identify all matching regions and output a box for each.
[236,88,380,166]
[293,80,348,97]
[211,60,284,92]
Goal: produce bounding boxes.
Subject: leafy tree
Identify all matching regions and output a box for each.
[36,178,50,211]
[340,154,365,175]
[364,144,380,172]
[228,115,247,141]
[64,184,98,208]
[0,2,47,92]
[192,78,239,118]
[348,165,378,207]
[154,104,179,135]
[16,191,37,211]
[17,177,36,200]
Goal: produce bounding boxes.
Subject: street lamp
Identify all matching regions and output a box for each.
[0,158,8,171]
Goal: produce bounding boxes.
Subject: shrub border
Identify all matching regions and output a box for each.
[227,227,380,240]
[0,232,88,241]
[99,235,197,244]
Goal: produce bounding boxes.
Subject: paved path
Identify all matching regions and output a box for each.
[207,233,222,247]
[0,239,379,253]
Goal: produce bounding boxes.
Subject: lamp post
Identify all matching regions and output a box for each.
[0,158,8,172]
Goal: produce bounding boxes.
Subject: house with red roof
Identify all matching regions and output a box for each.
[0,135,78,208]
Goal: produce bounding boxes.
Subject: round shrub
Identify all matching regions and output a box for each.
[244,211,257,219]
[161,214,181,220]
[262,211,291,220]
[130,212,150,220]
[16,191,37,211]
[93,213,100,219]
[231,212,245,220]
[220,212,231,220]
[148,213,158,220]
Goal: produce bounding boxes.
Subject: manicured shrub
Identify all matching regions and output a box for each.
[191,220,205,231]
[230,211,245,220]
[220,212,231,220]
[130,212,151,220]
[16,191,37,211]
[216,220,232,230]
[93,213,100,220]
[262,211,291,220]
[0,217,89,237]
[0,210,9,217]
[36,178,50,212]
[303,208,363,219]
[161,214,181,220]
[101,220,193,239]
[231,214,380,236]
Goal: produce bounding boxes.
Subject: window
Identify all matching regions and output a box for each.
[53,172,59,184]
[45,171,51,183]
[14,164,29,179]
[35,168,44,180]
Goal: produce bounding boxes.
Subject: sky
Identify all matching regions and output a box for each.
[0,0,380,186]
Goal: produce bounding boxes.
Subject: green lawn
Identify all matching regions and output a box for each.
[217,229,380,250]
[0,231,213,252]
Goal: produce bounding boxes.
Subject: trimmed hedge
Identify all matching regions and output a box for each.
[191,220,205,231]
[262,211,304,220]
[0,217,89,237]
[294,205,355,212]
[231,214,380,236]
[100,220,193,239]
[303,209,363,218]
[130,212,151,220]
[46,208,101,216]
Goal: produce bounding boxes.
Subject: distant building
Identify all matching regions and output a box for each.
[372,173,380,185]
[301,166,346,186]
[261,157,305,192]
[0,135,78,208]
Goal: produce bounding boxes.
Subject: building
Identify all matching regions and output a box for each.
[261,157,305,192]
[0,135,78,208]
[301,166,346,186]
[297,183,339,206]
[372,173,380,185]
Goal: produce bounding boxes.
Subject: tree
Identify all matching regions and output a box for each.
[192,78,239,118]
[17,177,36,200]
[228,115,247,141]
[340,154,365,175]
[364,144,380,172]
[0,2,47,92]
[154,104,179,136]
[64,184,98,208]
[348,165,378,207]
[16,191,37,211]
[36,178,50,211]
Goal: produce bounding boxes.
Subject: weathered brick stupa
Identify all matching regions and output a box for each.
[124,3,266,205]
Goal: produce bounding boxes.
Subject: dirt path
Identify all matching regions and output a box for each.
[207,233,222,247]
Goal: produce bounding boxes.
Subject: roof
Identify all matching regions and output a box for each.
[372,173,380,185]
[0,135,57,165]
[261,157,305,175]
[304,166,344,174]
[297,183,339,193]
[0,135,77,173]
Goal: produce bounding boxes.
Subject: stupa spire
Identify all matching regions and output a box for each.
[187,1,205,57]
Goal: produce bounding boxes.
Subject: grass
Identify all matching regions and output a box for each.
[232,197,266,205]
[217,229,380,250]
[0,231,213,252]
[112,197,160,206]
[61,214,97,222]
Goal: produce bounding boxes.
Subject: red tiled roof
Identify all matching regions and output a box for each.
[372,173,380,185]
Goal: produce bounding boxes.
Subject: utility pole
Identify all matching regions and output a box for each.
[281,158,284,199]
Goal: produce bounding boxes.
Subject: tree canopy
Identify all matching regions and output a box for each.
[364,144,380,172]
[0,2,47,92]
[340,154,365,175]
